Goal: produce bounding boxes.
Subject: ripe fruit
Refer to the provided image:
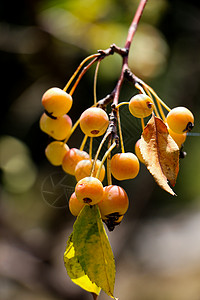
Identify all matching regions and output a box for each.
[42,87,73,118]
[166,107,194,134]
[80,107,109,137]
[62,148,89,175]
[129,94,154,118]
[75,159,105,182]
[135,139,145,164]
[168,128,187,149]
[40,113,72,140]
[69,192,85,216]
[98,185,129,230]
[75,177,104,205]
[45,141,69,166]
[111,152,140,180]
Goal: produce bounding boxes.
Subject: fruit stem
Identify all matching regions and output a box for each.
[116,102,129,108]
[93,59,101,105]
[79,135,88,151]
[117,109,125,153]
[91,131,111,177]
[69,57,99,96]
[63,118,80,144]
[135,82,146,94]
[89,137,93,159]
[142,82,171,121]
[142,85,161,118]
[96,141,116,180]
[141,118,145,130]
[63,54,100,93]
[107,137,112,186]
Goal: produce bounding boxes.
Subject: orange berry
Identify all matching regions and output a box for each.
[98,185,129,230]
[62,148,89,175]
[69,192,85,216]
[129,94,154,118]
[135,139,145,164]
[40,113,72,140]
[111,152,140,180]
[75,177,104,205]
[80,107,109,137]
[75,159,105,182]
[168,128,187,149]
[45,141,69,166]
[166,106,194,134]
[42,87,73,118]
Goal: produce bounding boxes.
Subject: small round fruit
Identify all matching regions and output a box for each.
[42,87,73,118]
[75,177,104,205]
[98,185,129,219]
[45,141,69,166]
[40,113,72,140]
[69,192,85,216]
[111,152,140,180]
[135,139,145,164]
[166,106,194,134]
[62,148,89,175]
[168,128,187,149]
[129,94,154,118]
[80,107,109,137]
[75,159,105,182]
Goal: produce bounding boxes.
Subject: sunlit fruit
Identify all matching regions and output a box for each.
[135,139,145,164]
[168,128,187,149]
[69,192,85,216]
[40,113,72,140]
[80,107,109,137]
[166,106,194,134]
[62,148,89,175]
[42,87,73,118]
[111,152,140,180]
[75,176,104,205]
[129,94,154,118]
[75,159,105,182]
[98,185,129,230]
[45,141,69,166]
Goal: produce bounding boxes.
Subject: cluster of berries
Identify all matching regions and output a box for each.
[40,86,194,230]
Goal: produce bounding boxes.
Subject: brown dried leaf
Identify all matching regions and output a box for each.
[140,114,179,195]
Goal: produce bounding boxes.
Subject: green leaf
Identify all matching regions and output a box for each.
[64,234,101,295]
[73,205,116,297]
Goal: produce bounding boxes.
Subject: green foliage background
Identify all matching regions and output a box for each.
[0,0,200,299]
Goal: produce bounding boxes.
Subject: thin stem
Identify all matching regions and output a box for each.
[69,57,99,96]
[107,138,112,186]
[93,59,101,105]
[79,135,88,151]
[89,137,93,159]
[117,109,125,153]
[116,101,129,108]
[63,118,80,144]
[63,54,100,92]
[91,132,111,177]
[141,118,145,130]
[135,82,146,94]
[96,142,116,179]
[143,85,160,118]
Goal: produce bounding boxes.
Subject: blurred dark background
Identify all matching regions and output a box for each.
[0,0,200,299]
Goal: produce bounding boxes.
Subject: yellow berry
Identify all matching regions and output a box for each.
[80,107,109,137]
[166,106,194,134]
[75,177,104,205]
[42,87,73,118]
[111,152,140,180]
[62,148,89,175]
[45,141,69,166]
[129,94,154,118]
[40,113,72,140]
[75,159,105,182]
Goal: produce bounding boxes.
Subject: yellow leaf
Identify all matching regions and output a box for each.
[140,114,179,195]
[64,234,101,295]
[73,205,116,297]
